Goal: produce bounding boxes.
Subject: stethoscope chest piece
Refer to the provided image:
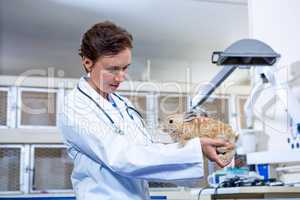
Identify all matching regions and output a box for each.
[115,127,125,135]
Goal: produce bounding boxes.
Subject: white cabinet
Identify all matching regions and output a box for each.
[0,144,73,194]
[0,76,241,193]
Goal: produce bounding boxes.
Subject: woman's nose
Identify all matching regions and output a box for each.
[114,70,126,82]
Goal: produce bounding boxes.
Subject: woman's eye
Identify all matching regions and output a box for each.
[106,68,120,73]
[111,67,119,71]
[169,119,173,124]
[107,66,128,73]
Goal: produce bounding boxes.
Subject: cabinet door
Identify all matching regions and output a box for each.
[19,89,57,127]
[0,89,8,126]
[202,96,229,123]
[0,146,22,192]
[31,146,73,192]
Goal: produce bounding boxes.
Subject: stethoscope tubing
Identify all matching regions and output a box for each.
[112,93,145,126]
[76,84,147,137]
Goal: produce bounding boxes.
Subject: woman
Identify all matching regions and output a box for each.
[59,21,233,200]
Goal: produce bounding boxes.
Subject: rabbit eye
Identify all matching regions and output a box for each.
[169,119,173,124]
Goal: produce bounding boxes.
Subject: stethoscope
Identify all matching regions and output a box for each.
[77,84,152,142]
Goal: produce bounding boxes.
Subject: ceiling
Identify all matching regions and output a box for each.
[0,0,249,81]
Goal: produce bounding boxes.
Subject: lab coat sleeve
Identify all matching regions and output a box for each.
[59,101,204,181]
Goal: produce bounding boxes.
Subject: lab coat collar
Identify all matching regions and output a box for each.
[77,76,125,120]
[78,76,106,102]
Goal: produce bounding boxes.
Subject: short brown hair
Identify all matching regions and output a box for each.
[79,21,133,64]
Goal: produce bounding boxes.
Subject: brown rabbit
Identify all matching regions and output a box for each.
[162,112,238,164]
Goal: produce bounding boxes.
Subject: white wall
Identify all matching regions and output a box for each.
[248,0,300,151]
[0,0,249,85]
[1,30,250,85]
[0,32,148,80]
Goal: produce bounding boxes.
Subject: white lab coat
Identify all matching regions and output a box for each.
[58,77,204,200]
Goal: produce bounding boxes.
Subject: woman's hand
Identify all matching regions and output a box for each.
[200,137,234,168]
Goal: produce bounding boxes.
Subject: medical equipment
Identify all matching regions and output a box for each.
[189,39,300,165]
[188,38,283,161]
[76,84,151,141]
[191,39,280,111]
[77,84,125,135]
[244,67,300,148]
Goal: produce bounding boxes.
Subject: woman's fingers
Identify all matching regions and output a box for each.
[200,137,234,168]
[200,138,229,168]
[214,157,228,168]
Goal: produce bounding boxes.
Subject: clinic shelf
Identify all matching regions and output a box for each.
[3,187,300,200]
[197,186,300,199]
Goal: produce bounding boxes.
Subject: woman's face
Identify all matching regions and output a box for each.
[83,48,131,98]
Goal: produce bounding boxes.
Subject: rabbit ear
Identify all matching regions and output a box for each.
[183,111,198,122]
[194,107,208,117]
[183,108,208,122]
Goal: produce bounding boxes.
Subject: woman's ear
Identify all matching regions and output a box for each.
[82,57,94,72]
